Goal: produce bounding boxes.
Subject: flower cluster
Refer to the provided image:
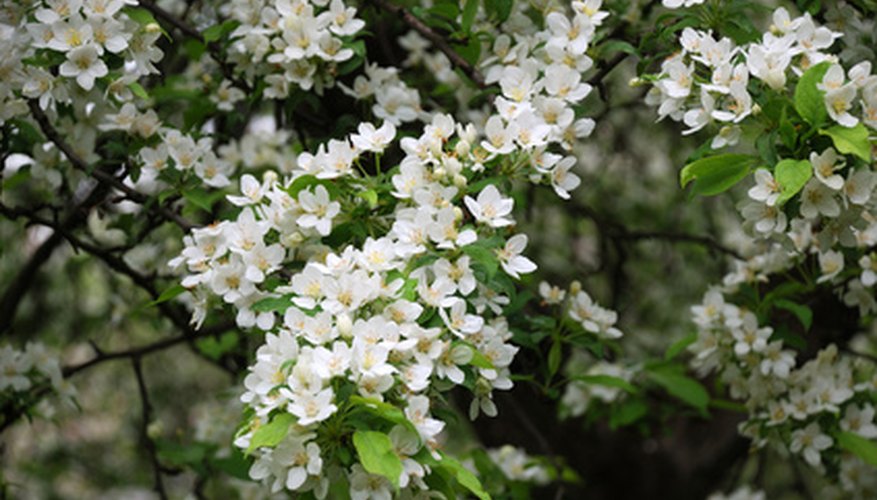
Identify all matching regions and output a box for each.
[173,107,569,494]
[0,342,74,406]
[645,8,850,148]
[222,0,366,96]
[688,251,877,495]
[479,1,603,156]
[340,63,426,126]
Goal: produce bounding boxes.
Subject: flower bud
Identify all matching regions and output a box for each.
[337,313,353,338]
[145,22,161,34]
[455,140,471,157]
[453,206,463,221]
[570,280,582,294]
[453,174,467,188]
[147,420,163,439]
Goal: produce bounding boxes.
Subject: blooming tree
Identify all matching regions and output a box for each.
[2,0,877,498]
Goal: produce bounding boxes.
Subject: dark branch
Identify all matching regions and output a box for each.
[131,357,168,500]
[371,0,487,90]
[26,101,196,231]
[139,0,253,93]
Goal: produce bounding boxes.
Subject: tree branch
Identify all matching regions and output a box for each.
[371,0,487,89]
[131,357,168,500]
[26,101,196,231]
[139,0,252,93]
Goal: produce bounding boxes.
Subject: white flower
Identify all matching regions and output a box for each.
[550,156,582,199]
[825,84,859,127]
[297,185,341,236]
[539,282,566,304]
[212,80,245,111]
[464,184,514,228]
[481,116,518,155]
[800,179,840,218]
[496,234,537,279]
[790,422,833,467]
[439,298,484,337]
[287,388,338,426]
[810,147,845,190]
[748,169,781,206]
[840,404,877,438]
[844,169,877,205]
[59,44,108,90]
[349,464,392,500]
[760,342,796,378]
[350,121,396,154]
[816,250,844,283]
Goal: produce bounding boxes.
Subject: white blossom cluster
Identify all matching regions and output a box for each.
[339,62,426,126]
[483,445,551,485]
[220,0,366,97]
[477,1,603,156]
[1,0,164,120]
[688,249,877,495]
[165,1,613,496]
[645,8,854,148]
[172,112,557,495]
[0,342,75,405]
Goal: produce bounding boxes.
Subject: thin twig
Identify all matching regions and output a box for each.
[26,101,196,231]
[371,0,487,89]
[131,357,168,500]
[139,0,252,93]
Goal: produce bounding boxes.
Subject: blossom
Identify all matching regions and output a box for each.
[297,185,341,236]
[496,234,537,279]
[59,44,107,90]
[790,422,833,467]
[464,184,514,228]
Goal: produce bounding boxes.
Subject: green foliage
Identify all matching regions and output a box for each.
[819,124,872,161]
[836,432,877,467]
[353,430,403,488]
[679,154,757,196]
[647,365,710,414]
[794,62,831,127]
[247,413,295,454]
[774,159,812,206]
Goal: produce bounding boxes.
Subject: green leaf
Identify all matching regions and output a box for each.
[774,159,812,205]
[252,295,293,313]
[665,332,697,360]
[353,430,403,488]
[820,124,872,161]
[547,339,562,378]
[247,413,294,454]
[202,20,241,43]
[461,0,478,32]
[128,81,149,99]
[571,374,638,394]
[679,154,756,196]
[437,452,491,500]
[774,299,813,331]
[148,284,186,307]
[794,62,831,127]
[483,0,512,23]
[837,431,877,466]
[349,396,420,437]
[600,40,639,58]
[647,367,710,413]
[609,398,648,429]
[123,7,158,26]
[183,187,214,213]
[357,189,378,209]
